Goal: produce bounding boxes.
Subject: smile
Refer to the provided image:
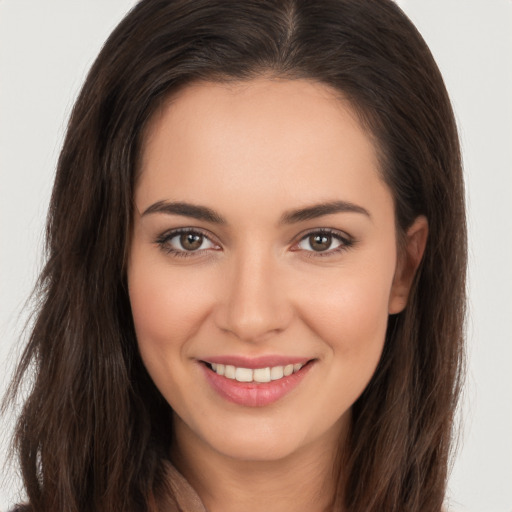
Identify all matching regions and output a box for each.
[200,358,315,407]
[206,362,305,383]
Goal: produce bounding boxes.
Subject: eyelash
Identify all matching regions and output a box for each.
[294,228,355,258]
[155,228,219,258]
[155,228,355,259]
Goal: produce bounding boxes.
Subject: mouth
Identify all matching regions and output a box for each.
[199,358,316,407]
[202,360,311,383]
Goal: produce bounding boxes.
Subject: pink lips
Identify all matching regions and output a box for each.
[200,356,314,407]
[204,354,311,369]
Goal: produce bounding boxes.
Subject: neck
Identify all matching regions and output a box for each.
[170,415,348,512]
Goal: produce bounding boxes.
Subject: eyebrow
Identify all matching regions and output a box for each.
[141,200,227,224]
[141,199,370,224]
[280,200,371,224]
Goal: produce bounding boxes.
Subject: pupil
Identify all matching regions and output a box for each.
[310,234,331,251]
[180,233,202,250]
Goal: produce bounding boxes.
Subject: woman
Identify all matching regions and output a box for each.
[4,0,466,511]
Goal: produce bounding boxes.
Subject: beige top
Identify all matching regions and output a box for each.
[161,462,207,512]
[160,465,449,512]
[9,463,207,512]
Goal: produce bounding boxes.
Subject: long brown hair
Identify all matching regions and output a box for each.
[4,1,466,511]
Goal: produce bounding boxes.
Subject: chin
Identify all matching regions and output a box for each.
[176,405,350,465]
[214,435,303,462]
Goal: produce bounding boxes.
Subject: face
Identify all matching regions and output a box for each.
[128,78,422,463]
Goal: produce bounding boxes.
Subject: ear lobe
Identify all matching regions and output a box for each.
[388,216,429,314]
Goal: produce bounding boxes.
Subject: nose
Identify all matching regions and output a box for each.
[214,249,293,343]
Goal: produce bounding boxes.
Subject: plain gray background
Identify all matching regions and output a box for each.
[1,1,511,511]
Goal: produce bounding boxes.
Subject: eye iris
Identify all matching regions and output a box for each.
[180,232,203,251]
[309,233,332,251]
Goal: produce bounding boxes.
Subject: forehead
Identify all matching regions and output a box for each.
[137,78,389,219]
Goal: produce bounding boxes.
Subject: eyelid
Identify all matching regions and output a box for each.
[290,228,354,255]
[155,227,221,256]
[155,226,354,258]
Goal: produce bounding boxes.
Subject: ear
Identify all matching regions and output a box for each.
[388,216,429,314]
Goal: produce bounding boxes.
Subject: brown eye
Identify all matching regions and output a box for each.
[157,229,217,255]
[296,230,348,254]
[180,232,203,251]
[308,233,332,252]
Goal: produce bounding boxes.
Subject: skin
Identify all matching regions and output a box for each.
[127,78,427,512]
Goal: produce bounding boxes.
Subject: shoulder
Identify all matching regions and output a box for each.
[5,464,206,512]
[161,461,207,512]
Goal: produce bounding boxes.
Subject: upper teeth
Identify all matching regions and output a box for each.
[210,363,305,383]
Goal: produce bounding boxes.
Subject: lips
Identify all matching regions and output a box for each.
[203,354,312,369]
[206,361,305,383]
[199,356,315,407]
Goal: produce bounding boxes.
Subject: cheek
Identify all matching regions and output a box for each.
[299,258,393,336]
[293,256,395,388]
[127,252,213,366]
